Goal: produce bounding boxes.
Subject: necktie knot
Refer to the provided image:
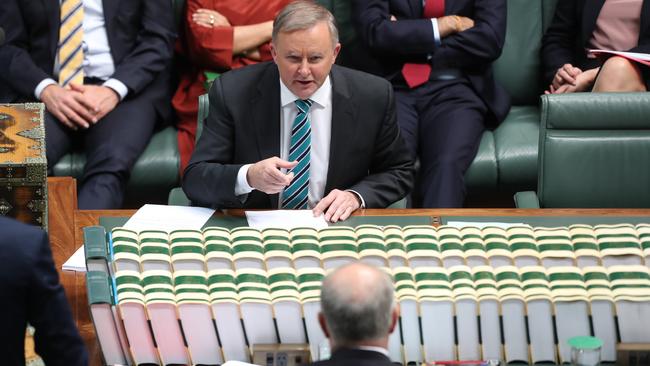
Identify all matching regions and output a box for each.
[295,99,313,114]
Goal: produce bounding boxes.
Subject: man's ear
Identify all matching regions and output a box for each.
[388,304,399,334]
[318,312,330,338]
[270,42,278,62]
[332,42,341,62]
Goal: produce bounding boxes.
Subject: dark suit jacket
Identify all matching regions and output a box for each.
[182,62,415,209]
[352,0,510,123]
[0,0,175,119]
[542,0,650,86]
[0,217,87,366]
[311,348,395,366]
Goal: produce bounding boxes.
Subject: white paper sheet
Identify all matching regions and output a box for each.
[589,49,650,65]
[124,204,215,232]
[62,245,87,272]
[245,210,328,230]
[62,204,215,272]
[446,221,524,229]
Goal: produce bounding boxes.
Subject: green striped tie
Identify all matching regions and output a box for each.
[58,0,84,86]
[282,99,312,209]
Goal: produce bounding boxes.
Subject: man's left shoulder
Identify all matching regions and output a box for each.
[332,64,391,91]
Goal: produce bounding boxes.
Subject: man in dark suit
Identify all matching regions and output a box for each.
[0,216,87,366]
[0,0,175,209]
[352,0,510,208]
[312,262,398,366]
[183,1,414,223]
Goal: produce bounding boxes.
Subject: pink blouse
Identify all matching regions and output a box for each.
[589,0,643,52]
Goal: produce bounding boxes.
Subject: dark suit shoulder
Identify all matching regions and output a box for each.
[311,348,395,366]
[332,64,392,92]
[0,217,44,252]
[0,217,45,286]
[219,62,277,88]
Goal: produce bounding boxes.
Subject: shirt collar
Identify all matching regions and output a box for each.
[280,75,331,109]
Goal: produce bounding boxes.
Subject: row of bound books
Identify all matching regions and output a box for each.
[84,224,650,365]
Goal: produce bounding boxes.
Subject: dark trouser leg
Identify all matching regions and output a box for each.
[394,88,420,159]
[78,97,157,209]
[44,111,75,174]
[417,81,487,208]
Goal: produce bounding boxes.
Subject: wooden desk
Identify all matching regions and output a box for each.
[53,202,650,366]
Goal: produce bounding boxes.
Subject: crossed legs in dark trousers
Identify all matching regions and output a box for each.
[395,79,487,208]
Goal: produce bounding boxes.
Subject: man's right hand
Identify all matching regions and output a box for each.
[40,84,95,130]
[246,157,297,194]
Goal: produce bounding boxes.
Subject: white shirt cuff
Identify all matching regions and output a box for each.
[103,78,128,100]
[346,189,366,209]
[35,78,57,100]
[431,18,442,47]
[235,164,254,196]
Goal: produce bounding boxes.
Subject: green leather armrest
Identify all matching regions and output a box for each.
[541,92,650,129]
[538,92,650,208]
[514,191,540,208]
[168,187,192,206]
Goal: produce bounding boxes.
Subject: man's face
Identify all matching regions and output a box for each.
[271,21,341,100]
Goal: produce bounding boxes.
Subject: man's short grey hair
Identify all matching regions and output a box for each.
[272,1,339,48]
[320,263,395,344]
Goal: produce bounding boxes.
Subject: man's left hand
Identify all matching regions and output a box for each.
[69,84,120,122]
[313,189,361,223]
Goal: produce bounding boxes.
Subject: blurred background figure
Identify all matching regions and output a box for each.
[352,0,510,208]
[0,0,175,209]
[0,216,87,366]
[173,0,292,173]
[543,0,650,94]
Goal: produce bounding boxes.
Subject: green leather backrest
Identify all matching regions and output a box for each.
[538,93,650,208]
[492,0,544,106]
[542,0,559,32]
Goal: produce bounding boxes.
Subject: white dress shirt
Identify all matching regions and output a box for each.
[424,0,443,47]
[236,76,332,208]
[34,0,128,100]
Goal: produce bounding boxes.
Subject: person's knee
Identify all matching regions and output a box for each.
[421,153,463,176]
[85,144,135,175]
[600,56,638,79]
[593,56,646,92]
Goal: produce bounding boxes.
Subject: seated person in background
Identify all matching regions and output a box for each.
[352,0,510,208]
[173,0,293,173]
[0,217,87,366]
[0,0,175,209]
[313,262,398,366]
[182,1,414,223]
[542,0,650,94]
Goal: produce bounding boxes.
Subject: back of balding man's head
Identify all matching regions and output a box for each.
[320,262,395,346]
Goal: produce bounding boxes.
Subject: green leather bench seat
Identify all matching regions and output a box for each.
[466,106,540,192]
[517,92,650,208]
[465,0,553,193]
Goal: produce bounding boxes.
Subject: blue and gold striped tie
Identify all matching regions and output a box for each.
[58,0,84,86]
[282,99,312,209]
